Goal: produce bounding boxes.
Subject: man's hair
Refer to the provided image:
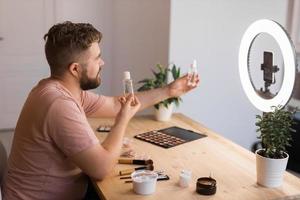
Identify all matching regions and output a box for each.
[44,21,102,76]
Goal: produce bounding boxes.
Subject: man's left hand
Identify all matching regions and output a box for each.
[167,74,200,97]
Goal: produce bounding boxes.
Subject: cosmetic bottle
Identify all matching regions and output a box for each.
[123,71,134,96]
[179,169,192,187]
[188,59,198,86]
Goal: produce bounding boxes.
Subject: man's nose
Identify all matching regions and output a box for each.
[100,59,105,66]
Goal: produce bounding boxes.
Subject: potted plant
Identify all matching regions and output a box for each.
[255,105,295,187]
[137,63,182,121]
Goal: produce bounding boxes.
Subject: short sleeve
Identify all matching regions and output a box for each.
[81,91,106,117]
[47,98,99,157]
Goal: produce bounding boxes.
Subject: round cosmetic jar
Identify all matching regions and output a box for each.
[196,177,217,195]
[131,170,158,195]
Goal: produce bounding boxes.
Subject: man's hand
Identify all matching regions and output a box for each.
[117,94,141,123]
[167,74,199,98]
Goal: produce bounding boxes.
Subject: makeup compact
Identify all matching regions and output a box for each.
[196,177,217,195]
[97,125,111,132]
[134,126,206,148]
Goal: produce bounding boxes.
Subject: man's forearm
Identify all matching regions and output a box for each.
[135,86,170,110]
[92,74,196,118]
[101,117,129,154]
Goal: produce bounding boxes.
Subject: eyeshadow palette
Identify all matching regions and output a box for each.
[97,125,111,132]
[134,126,206,148]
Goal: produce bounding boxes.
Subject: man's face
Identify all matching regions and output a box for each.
[79,42,104,90]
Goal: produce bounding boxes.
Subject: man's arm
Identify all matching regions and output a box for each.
[70,96,140,180]
[88,96,121,118]
[69,115,129,180]
[89,75,199,118]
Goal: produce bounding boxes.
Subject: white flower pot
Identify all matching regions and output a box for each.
[255,149,289,188]
[155,103,174,122]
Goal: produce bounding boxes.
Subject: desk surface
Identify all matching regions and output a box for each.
[88,113,300,200]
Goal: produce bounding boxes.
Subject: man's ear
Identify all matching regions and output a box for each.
[68,62,81,78]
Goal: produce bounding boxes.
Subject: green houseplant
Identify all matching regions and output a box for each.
[255,105,295,158]
[255,105,295,187]
[137,63,182,121]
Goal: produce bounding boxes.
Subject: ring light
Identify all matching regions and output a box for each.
[239,19,296,112]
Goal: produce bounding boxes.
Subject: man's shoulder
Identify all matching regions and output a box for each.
[33,78,71,98]
[29,78,76,108]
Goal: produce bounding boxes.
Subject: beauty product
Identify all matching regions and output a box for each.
[119,165,154,176]
[179,169,192,187]
[118,159,153,165]
[120,137,135,158]
[124,174,169,183]
[187,59,198,86]
[196,177,217,195]
[123,71,134,96]
[97,125,111,132]
[131,170,158,195]
[134,126,206,149]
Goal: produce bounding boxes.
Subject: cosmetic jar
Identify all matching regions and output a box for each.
[196,177,217,195]
[131,170,158,195]
[179,170,192,187]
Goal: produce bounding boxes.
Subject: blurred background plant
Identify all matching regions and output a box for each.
[137,63,182,109]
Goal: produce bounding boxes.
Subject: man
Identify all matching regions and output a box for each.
[2,21,199,200]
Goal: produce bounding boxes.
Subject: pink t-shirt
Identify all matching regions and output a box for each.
[3,78,106,200]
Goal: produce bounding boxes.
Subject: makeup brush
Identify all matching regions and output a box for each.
[120,170,164,179]
[119,165,154,176]
[124,174,170,183]
[118,159,153,165]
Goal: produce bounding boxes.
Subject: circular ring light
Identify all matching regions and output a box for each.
[239,19,296,112]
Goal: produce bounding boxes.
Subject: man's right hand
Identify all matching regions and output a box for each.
[117,94,140,123]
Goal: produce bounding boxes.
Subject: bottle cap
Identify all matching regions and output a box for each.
[192,59,197,69]
[180,169,192,177]
[124,71,131,80]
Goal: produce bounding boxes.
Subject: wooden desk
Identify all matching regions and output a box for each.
[88,113,300,200]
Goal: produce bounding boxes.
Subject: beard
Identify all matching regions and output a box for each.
[79,67,101,90]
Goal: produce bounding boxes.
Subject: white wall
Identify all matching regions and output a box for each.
[0,0,53,128]
[110,0,170,96]
[169,0,289,150]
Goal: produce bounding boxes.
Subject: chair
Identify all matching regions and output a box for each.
[0,140,7,200]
